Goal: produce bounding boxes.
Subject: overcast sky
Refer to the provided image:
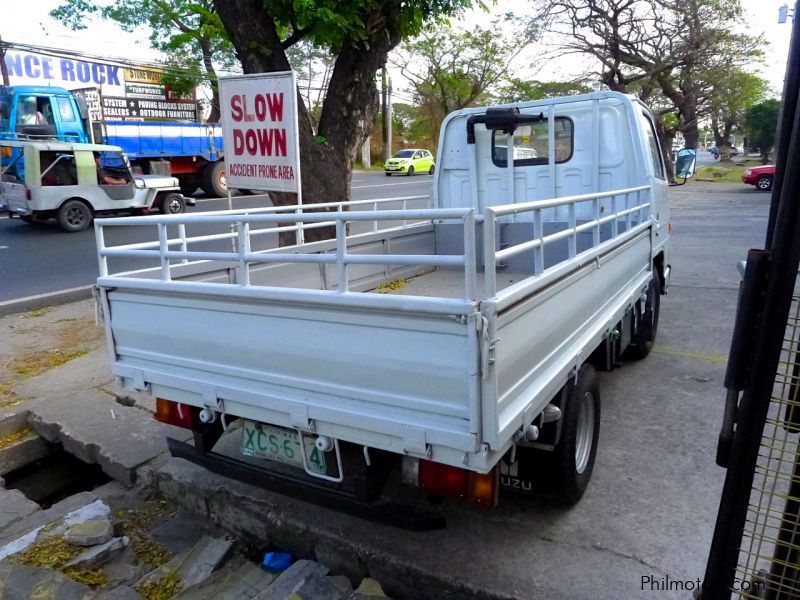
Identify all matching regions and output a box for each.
[2,0,792,103]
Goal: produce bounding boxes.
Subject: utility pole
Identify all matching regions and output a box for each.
[361,136,371,167]
[382,68,389,161]
[0,36,10,86]
[387,77,393,158]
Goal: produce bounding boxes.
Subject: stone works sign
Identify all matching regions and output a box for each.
[218,71,301,194]
[3,49,197,122]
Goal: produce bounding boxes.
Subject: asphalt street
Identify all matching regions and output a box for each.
[0,170,434,302]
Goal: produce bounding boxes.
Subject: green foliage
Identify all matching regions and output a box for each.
[50,0,235,119]
[397,17,535,144]
[493,79,592,104]
[708,70,768,128]
[744,99,781,157]
[263,0,476,53]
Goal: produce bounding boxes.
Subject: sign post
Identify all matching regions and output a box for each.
[218,71,303,244]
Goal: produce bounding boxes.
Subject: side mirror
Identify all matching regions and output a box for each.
[674,149,697,184]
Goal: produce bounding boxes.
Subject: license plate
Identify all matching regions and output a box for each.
[241,421,326,474]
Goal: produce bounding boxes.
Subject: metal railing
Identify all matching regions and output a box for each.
[95,194,480,301]
[95,185,653,312]
[483,184,652,301]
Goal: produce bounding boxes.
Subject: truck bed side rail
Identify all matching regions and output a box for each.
[482,184,652,311]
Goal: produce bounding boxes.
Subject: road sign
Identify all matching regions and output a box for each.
[218,71,301,194]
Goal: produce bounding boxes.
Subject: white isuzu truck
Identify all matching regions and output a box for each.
[94,92,682,529]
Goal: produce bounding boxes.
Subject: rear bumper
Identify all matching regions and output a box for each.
[166,437,445,531]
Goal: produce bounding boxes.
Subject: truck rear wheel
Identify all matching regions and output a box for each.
[545,364,601,505]
[200,162,228,198]
[628,273,661,360]
[57,200,92,233]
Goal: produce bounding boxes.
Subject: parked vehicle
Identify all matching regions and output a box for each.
[0,85,226,197]
[0,140,192,232]
[729,146,740,156]
[94,92,676,526]
[384,148,435,176]
[743,164,776,191]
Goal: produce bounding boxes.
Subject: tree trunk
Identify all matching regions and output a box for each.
[658,130,676,183]
[214,0,399,244]
[199,38,220,123]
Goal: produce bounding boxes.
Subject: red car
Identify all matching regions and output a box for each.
[743,165,776,191]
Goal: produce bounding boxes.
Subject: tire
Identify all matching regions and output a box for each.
[428,165,435,175]
[57,200,92,233]
[200,161,228,197]
[544,364,601,505]
[628,272,661,360]
[406,166,415,177]
[385,172,392,177]
[160,193,186,215]
[756,174,773,191]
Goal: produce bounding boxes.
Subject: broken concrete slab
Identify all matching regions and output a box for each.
[177,534,233,588]
[0,412,29,438]
[97,585,144,600]
[10,349,192,486]
[349,578,388,599]
[64,536,129,569]
[149,509,208,556]
[103,560,145,588]
[0,492,100,559]
[64,516,114,546]
[295,574,353,600]
[174,560,276,600]
[254,560,329,600]
[0,488,40,531]
[0,431,52,476]
[0,561,94,600]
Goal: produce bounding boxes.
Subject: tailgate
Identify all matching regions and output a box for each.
[107,288,480,457]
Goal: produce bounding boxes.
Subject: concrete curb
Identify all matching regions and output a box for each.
[153,458,520,600]
[0,285,94,318]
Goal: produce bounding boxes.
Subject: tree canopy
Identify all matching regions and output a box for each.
[50,0,235,121]
[745,99,781,163]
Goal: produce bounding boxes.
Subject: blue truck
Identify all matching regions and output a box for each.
[0,84,228,196]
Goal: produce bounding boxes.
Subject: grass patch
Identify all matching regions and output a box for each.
[22,307,54,319]
[116,499,176,569]
[11,349,88,378]
[376,278,408,293]
[137,570,183,600]
[695,164,746,183]
[11,536,108,588]
[0,428,34,450]
[0,382,25,408]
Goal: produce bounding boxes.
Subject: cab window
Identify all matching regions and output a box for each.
[40,151,78,186]
[492,117,574,167]
[95,151,132,184]
[16,96,55,127]
[640,111,665,179]
[56,97,77,123]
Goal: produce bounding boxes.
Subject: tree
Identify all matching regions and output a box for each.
[706,70,768,160]
[50,0,235,122]
[285,40,335,131]
[213,0,472,243]
[744,99,781,164]
[394,19,535,146]
[535,0,762,177]
[493,79,592,104]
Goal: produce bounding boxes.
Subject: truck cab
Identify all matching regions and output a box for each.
[0,85,89,143]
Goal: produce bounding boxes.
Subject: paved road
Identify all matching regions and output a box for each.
[0,171,434,302]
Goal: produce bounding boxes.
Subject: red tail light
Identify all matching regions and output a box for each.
[418,460,499,507]
[155,398,196,429]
